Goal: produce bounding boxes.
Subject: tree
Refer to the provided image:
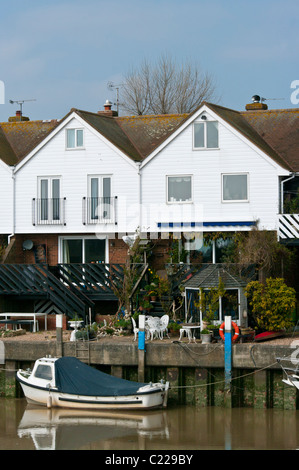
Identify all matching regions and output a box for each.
[221,228,293,282]
[120,54,218,115]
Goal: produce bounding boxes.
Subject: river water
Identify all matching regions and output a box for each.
[0,398,298,451]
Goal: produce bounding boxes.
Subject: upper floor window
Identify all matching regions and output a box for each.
[167,175,192,203]
[39,176,61,221]
[222,173,248,202]
[33,176,65,225]
[88,175,112,221]
[194,121,218,149]
[66,128,84,149]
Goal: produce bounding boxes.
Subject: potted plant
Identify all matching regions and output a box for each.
[206,323,220,339]
[169,321,182,335]
[200,328,212,343]
[148,282,158,301]
[143,300,153,312]
[68,314,83,329]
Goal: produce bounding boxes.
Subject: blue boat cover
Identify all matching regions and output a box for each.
[55,357,147,397]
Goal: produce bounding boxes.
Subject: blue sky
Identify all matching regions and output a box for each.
[0,0,298,121]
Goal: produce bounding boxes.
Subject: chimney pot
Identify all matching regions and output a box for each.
[245,94,268,111]
[97,99,118,117]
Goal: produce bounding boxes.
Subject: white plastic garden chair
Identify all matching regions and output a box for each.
[146,316,162,340]
[131,317,139,341]
[160,315,170,339]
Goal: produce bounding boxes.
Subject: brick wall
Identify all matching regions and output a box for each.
[7,234,129,265]
[8,234,59,265]
[5,234,171,271]
[108,238,129,264]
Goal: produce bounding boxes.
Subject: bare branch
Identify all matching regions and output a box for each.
[120,54,218,115]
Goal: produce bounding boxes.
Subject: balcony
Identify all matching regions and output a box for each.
[82,196,117,225]
[32,198,66,225]
[278,213,299,240]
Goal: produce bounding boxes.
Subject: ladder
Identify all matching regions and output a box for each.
[75,337,90,364]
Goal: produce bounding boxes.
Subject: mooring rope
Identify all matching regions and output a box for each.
[169,361,281,390]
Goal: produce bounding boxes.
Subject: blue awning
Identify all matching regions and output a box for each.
[157,221,256,228]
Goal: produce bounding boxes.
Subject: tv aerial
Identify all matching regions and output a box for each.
[107,82,123,114]
[9,98,36,115]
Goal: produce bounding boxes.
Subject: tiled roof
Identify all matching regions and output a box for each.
[240,108,299,172]
[116,113,189,159]
[0,120,58,164]
[206,103,295,171]
[0,126,18,165]
[0,104,297,171]
[75,110,142,162]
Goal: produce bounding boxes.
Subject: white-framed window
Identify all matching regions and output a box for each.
[167,175,192,203]
[66,128,84,149]
[37,176,62,223]
[222,173,249,202]
[88,175,112,222]
[193,120,219,149]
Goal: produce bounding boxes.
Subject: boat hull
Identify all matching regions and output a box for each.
[17,372,169,410]
[282,376,299,390]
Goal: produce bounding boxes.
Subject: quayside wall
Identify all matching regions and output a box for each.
[0,340,298,409]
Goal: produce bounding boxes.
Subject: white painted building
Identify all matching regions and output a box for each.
[0,98,298,267]
[139,103,290,238]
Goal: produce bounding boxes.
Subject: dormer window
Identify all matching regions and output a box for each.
[193,121,218,149]
[66,128,84,149]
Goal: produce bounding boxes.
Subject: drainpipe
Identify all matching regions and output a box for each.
[137,162,142,232]
[280,173,296,214]
[8,167,16,245]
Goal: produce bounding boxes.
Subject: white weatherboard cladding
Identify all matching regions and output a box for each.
[14,117,139,234]
[0,163,13,233]
[140,118,281,233]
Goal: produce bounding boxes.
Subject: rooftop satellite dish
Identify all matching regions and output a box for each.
[23,240,33,251]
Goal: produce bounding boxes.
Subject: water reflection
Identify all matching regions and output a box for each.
[1,399,299,450]
[18,405,169,450]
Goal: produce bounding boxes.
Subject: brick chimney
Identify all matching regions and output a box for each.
[97,100,118,117]
[245,95,268,111]
[8,110,30,122]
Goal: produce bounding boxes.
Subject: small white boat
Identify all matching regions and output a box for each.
[16,356,169,410]
[277,357,299,390]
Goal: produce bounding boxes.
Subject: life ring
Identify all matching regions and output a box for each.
[219,321,239,342]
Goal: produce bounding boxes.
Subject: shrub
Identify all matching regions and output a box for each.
[245,277,296,331]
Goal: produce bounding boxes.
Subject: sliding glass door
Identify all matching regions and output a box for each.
[61,238,106,263]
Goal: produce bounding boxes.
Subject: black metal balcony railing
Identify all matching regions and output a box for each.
[32,198,66,225]
[82,196,117,225]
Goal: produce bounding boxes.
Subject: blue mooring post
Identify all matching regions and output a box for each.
[138,314,145,350]
[138,314,145,382]
[224,315,232,390]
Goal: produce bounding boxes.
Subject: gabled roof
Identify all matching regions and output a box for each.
[74,109,142,162]
[0,125,18,165]
[116,113,189,159]
[241,107,299,172]
[185,264,248,289]
[205,103,296,172]
[0,103,298,172]
[0,119,59,164]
